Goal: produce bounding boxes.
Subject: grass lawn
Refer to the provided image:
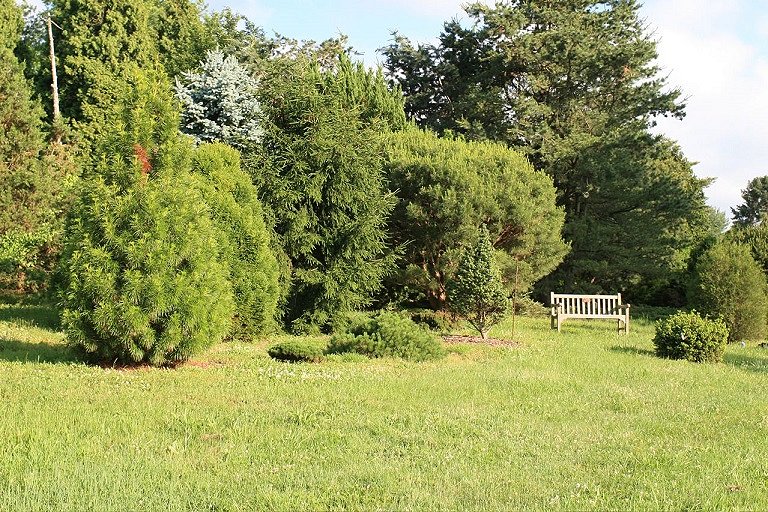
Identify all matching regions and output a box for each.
[0,299,767,511]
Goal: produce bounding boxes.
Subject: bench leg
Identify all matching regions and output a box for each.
[617,317,629,335]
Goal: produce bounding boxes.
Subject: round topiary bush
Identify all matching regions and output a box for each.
[267,339,326,363]
[653,311,729,363]
[328,311,446,361]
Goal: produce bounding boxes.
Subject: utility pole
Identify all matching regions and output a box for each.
[46,15,61,139]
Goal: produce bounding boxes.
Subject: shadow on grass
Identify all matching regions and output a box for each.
[610,345,768,375]
[609,345,655,357]
[0,337,77,364]
[0,301,61,331]
[0,297,73,364]
[724,352,768,376]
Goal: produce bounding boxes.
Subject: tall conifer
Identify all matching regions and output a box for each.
[250,54,396,332]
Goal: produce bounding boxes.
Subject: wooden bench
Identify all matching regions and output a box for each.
[550,292,630,334]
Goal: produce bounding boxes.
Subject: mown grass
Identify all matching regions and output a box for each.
[0,299,767,511]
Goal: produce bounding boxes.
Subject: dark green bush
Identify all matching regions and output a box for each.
[408,309,456,333]
[267,339,326,362]
[328,311,446,361]
[191,143,281,338]
[653,311,729,363]
[690,240,767,342]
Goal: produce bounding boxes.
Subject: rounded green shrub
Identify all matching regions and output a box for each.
[59,65,235,366]
[267,339,326,362]
[653,311,729,363]
[690,240,767,342]
[328,311,446,361]
[191,143,281,338]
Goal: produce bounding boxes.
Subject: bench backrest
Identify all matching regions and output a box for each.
[551,293,623,317]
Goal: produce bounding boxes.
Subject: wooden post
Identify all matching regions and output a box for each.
[510,258,520,341]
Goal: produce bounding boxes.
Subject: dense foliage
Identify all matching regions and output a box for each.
[383,128,567,309]
[177,50,263,148]
[653,311,729,363]
[59,66,234,365]
[382,0,714,300]
[2,0,741,362]
[50,0,159,128]
[726,222,768,273]
[689,240,767,342]
[249,55,395,332]
[447,226,509,339]
[0,0,73,290]
[328,311,446,361]
[191,143,280,337]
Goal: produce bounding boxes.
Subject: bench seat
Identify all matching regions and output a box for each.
[550,292,630,334]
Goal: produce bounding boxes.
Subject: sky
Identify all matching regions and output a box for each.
[205,0,768,216]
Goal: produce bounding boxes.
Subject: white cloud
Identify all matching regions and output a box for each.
[642,0,768,214]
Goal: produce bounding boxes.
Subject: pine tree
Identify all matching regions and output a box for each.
[383,0,714,300]
[383,128,568,310]
[332,53,407,131]
[731,176,768,227]
[447,226,509,339]
[154,0,213,78]
[50,0,159,125]
[60,64,234,365]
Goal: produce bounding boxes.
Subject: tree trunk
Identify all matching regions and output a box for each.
[47,16,61,144]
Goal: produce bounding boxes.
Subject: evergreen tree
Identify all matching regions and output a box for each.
[383,128,568,310]
[0,0,23,50]
[690,240,767,342]
[727,222,768,274]
[0,0,73,290]
[332,53,407,131]
[176,49,263,149]
[382,0,713,300]
[50,0,159,125]
[248,55,395,332]
[731,176,768,227]
[447,226,509,339]
[60,64,234,365]
[154,0,213,78]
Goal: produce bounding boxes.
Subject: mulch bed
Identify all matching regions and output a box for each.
[442,335,519,347]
